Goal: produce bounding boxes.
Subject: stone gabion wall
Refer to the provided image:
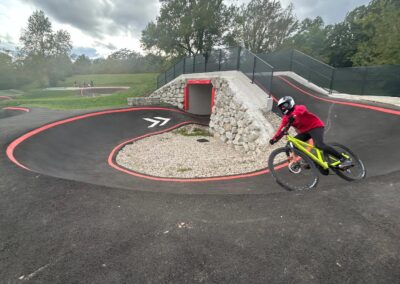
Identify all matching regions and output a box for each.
[145,75,272,155]
[209,78,269,155]
[149,79,185,109]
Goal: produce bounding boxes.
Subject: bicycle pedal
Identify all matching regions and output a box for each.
[288,163,301,174]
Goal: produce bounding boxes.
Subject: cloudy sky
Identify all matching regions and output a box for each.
[0,0,370,58]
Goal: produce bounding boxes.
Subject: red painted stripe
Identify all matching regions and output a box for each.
[278,76,400,116]
[0,96,12,100]
[270,93,278,102]
[187,80,212,84]
[6,107,187,171]
[3,107,30,112]
[211,87,215,110]
[184,86,188,111]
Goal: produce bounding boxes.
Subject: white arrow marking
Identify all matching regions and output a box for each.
[154,117,171,126]
[143,117,171,128]
[143,118,160,128]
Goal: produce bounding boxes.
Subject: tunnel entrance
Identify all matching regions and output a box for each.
[184,80,215,115]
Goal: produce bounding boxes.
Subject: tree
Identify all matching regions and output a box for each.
[280,17,329,62]
[351,0,400,65]
[0,52,16,89]
[281,0,400,67]
[141,0,233,57]
[73,55,92,74]
[50,30,73,56]
[20,10,51,57]
[226,0,297,53]
[20,11,72,56]
[19,10,73,86]
[323,6,364,67]
[108,48,141,61]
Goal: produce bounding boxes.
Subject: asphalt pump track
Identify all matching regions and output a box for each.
[1,76,400,282]
[0,107,29,119]
[5,76,400,194]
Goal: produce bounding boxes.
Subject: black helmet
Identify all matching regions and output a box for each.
[277,96,295,115]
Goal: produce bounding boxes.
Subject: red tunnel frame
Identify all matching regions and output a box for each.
[184,79,215,113]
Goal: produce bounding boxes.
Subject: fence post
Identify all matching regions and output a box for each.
[193,55,196,73]
[289,49,294,71]
[236,46,242,70]
[269,68,274,96]
[329,69,336,94]
[204,52,208,72]
[218,49,222,71]
[252,56,257,84]
[183,58,186,74]
[361,67,368,95]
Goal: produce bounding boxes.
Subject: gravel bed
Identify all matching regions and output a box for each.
[116,112,292,178]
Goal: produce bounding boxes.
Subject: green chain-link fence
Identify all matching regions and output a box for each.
[259,49,400,97]
[156,47,274,94]
[332,66,400,97]
[157,47,399,97]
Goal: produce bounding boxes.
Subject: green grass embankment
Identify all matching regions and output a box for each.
[0,73,158,110]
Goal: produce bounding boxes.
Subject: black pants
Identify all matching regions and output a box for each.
[295,127,342,159]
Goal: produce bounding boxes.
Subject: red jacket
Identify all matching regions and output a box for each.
[273,105,324,139]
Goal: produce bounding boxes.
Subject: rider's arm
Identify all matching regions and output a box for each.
[272,116,289,140]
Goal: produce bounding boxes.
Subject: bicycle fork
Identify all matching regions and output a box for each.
[285,143,302,173]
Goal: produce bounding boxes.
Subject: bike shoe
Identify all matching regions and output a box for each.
[317,165,330,175]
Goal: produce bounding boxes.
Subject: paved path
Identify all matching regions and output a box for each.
[0,77,399,282]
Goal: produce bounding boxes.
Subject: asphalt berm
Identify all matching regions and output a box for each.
[1,76,399,282]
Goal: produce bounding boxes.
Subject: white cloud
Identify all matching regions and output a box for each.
[0,0,36,47]
[228,0,371,24]
[280,0,370,24]
[0,0,372,58]
[1,0,159,57]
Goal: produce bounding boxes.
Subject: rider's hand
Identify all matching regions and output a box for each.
[269,138,277,145]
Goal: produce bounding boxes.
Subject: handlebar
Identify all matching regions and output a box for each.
[270,116,295,145]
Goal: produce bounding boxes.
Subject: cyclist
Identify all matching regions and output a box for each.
[269,96,353,169]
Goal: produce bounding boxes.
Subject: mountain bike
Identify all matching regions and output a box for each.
[268,123,366,191]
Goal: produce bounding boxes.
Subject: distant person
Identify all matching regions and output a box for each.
[269,96,353,169]
[91,80,94,87]
[74,81,77,87]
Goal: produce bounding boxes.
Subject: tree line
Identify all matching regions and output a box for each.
[0,11,164,89]
[0,0,398,90]
[142,0,399,67]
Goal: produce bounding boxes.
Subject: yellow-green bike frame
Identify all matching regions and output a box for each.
[286,135,346,169]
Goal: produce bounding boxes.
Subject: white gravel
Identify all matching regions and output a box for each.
[116,112,291,178]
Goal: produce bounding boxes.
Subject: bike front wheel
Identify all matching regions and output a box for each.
[268,147,319,191]
[325,143,366,181]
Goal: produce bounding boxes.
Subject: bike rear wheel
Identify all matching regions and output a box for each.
[268,147,319,191]
[325,143,366,181]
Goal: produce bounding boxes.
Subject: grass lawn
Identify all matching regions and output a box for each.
[0,73,158,110]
